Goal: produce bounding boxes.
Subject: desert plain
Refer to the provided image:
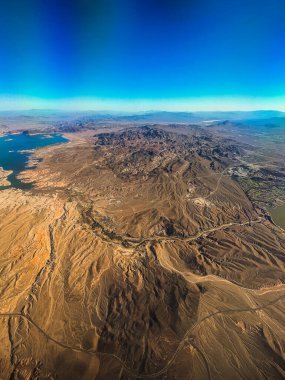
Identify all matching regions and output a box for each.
[0,117,285,379]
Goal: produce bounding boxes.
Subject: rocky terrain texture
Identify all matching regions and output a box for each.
[0,167,12,187]
[0,125,285,379]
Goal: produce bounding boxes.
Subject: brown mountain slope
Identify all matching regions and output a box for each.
[0,125,285,379]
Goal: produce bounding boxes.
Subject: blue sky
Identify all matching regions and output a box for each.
[0,0,285,110]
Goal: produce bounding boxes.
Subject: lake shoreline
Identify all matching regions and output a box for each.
[0,132,68,190]
[268,203,285,229]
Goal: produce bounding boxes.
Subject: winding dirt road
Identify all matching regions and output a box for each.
[1,292,285,379]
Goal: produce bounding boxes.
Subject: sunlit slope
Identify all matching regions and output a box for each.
[0,126,285,379]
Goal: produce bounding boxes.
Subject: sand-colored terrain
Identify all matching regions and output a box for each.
[0,125,285,379]
[0,167,12,186]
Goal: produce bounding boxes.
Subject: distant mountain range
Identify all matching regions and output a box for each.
[1,109,285,126]
[112,110,285,125]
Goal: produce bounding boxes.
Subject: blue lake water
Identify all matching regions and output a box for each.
[0,133,68,190]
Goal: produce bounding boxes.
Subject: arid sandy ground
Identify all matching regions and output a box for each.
[0,168,12,186]
[0,125,285,379]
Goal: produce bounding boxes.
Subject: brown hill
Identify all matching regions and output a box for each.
[0,125,285,379]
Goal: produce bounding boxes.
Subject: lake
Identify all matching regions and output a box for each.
[0,133,68,190]
[269,204,285,229]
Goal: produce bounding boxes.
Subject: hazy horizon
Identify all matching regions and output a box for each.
[1,96,285,113]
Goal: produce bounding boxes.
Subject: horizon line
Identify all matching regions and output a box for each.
[0,95,285,112]
[0,108,285,114]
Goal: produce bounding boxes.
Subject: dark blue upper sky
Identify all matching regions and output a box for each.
[0,0,285,110]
